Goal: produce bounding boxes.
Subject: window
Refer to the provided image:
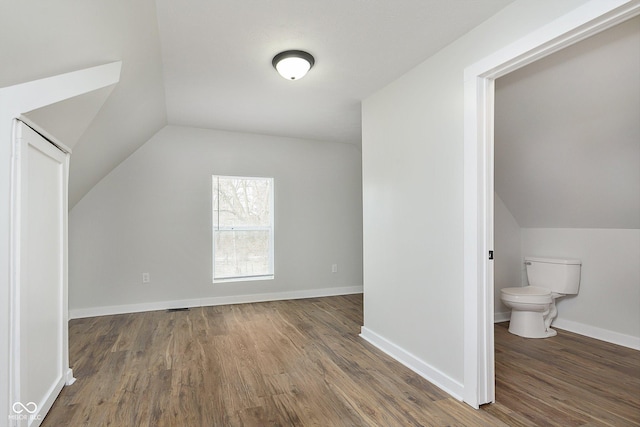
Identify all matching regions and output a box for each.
[212,175,274,282]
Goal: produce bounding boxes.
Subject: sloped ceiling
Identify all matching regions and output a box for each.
[2,0,512,208]
[155,0,512,145]
[495,16,640,229]
[23,85,117,151]
[0,0,167,207]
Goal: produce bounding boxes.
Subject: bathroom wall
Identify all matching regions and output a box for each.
[493,198,640,349]
[494,193,523,320]
[521,228,640,349]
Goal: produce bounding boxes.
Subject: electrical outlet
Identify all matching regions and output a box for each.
[331,264,338,273]
[142,272,150,283]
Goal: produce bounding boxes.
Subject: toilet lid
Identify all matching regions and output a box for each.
[501,286,552,304]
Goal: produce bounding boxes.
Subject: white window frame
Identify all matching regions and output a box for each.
[212,175,275,283]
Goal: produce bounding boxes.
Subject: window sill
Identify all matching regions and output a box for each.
[213,275,274,284]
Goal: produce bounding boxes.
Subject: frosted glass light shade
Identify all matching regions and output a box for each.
[272,50,315,80]
[276,57,311,80]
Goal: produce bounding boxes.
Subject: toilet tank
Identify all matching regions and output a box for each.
[525,257,582,294]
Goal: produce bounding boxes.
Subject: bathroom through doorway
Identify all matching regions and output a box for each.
[462,0,640,409]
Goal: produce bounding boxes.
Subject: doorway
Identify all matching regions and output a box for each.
[493,13,640,341]
[462,0,640,409]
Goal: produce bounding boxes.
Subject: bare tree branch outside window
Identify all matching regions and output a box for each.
[213,176,274,281]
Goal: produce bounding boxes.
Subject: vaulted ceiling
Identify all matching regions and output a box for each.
[495,16,640,229]
[155,0,511,145]
[1,0,512,207]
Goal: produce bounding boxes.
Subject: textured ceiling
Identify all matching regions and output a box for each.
[495,16,640,229]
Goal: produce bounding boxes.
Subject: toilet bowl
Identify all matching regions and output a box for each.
[500,257,581,339]
[501,286,555,338]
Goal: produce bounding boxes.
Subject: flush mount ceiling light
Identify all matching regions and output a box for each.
[272,50,315,80]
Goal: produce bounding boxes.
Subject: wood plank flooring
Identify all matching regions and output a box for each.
[483,322,640,427]
[42,295,639,426]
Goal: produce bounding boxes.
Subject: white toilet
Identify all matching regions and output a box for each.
[501,256,581,338]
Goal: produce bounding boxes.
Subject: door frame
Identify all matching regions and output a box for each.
[10,120,72,427]
[462,0,640,408]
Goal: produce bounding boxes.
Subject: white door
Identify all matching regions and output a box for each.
[10,121,72,427]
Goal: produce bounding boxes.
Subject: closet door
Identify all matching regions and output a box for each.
[11,121,71,427]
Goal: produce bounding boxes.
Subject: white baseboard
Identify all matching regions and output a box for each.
[33,377,65,427]
[552,318,640,351]
[493,311,639,350]
[359,326,464,401]
[494,311,510,323]
[65,368,76,386]
[69,286,363,319]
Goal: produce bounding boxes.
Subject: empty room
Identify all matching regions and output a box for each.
[1,0,638,426]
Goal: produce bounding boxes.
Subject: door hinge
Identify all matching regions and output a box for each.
[488,250,494,260]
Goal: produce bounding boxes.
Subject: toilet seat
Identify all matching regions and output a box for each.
[501,286,551,304]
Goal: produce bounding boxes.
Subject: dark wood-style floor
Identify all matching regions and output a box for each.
[42,294,639,426]
[485,322,640,426]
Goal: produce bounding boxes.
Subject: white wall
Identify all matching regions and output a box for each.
[521,228,640,348]
[361,0,591,392]
[68,125,363,316]
[0,0,167,207]
[494,194,523,319]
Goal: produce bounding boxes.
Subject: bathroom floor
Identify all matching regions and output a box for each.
[483,322,640,426]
